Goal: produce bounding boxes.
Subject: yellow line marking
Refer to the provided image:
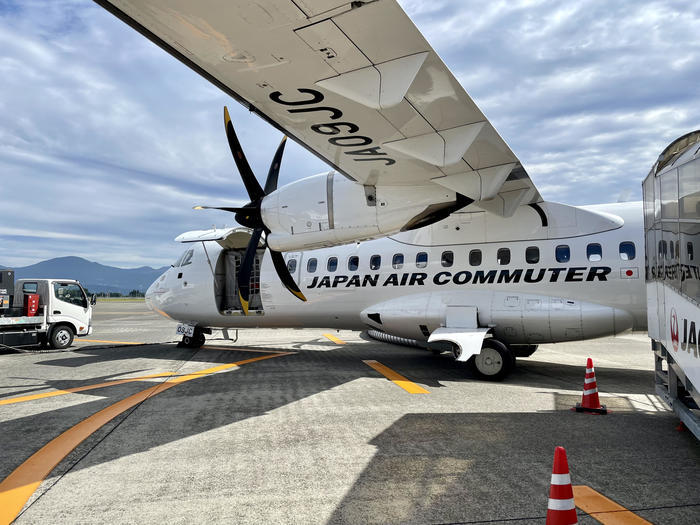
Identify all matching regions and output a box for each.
[0,372,176,406]
[203,345,297,354]
[573,486,652,524]
[323,333,346,345]
[362,360,429,394]
[0,352,289,524]
[78,339,145,345]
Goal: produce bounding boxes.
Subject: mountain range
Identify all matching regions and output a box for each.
[0,257,168,294]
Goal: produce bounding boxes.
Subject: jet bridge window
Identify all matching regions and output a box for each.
[348,256,359,271]
[392,254,404,269]
[370,255,381,270]
[555,245,570,263]
[307,258,317,273]
[526,246,539,264]
[688,242,694,261]
[287,259,297,273]
[469,250,482,266]
[619,242,636,261]
[327,257,338,272]
[416,252,428,268]
[587,243,602,262]
[497,248,510,265]
[441,251,454,267]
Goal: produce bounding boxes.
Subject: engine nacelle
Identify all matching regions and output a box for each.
[261,171,459,251]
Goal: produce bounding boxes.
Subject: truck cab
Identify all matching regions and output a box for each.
[0,276,94,350]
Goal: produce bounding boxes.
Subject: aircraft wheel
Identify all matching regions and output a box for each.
[50,325,74,350]
[469,338,513,381]
[181,329,206,349]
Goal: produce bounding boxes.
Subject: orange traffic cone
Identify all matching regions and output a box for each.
[574,358,607,414]
[546,446,578,525]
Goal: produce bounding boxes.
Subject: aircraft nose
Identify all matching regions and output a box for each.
[145,271,171,319]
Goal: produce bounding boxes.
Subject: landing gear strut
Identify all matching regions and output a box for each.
[180,327,206,349]
[468,338,515,381]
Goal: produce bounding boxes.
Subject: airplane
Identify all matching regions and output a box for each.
[95,0,647,380]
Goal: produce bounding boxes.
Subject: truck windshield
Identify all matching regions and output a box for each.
[53,282,87,308]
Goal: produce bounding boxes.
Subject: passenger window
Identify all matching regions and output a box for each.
[526,246,539,264]
[327,257,338,272]
[307,258,317,273]
[587,243,602,262]
[23,282,38,294]
[53,282,87,308]
[180,249,194,266]
[416,252,428,268]
[555,245,570,263]
[688,242,694,261]
[497,248,510,265]
[469,249,482,266]
[287,259,297,273]
[441,251,454,267]
[370,255,381,270]
[392,253,404,269]
[348,256,359,271]
[619,242,636,261]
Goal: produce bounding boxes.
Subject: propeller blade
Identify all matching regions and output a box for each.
[237,228,264,316]
[269,249,307,303]
[224,106,264,201]
[263,136,287,195]
[193,205,247,213]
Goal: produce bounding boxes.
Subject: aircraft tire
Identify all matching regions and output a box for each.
[182,330,206,349]
[49,325,74,350]
[469,338,513,381]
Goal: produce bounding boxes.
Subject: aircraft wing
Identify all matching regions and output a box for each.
[95,0,542,216]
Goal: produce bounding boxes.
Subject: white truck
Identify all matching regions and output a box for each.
[0,271,95,350]
[643,130,700,439]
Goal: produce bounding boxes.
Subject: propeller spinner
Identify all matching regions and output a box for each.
[195,107,306,315]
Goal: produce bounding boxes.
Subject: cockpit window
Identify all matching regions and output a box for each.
[174,249,194,267]
[180,249,194,266]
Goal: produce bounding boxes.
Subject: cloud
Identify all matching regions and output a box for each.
[1,0,699,268]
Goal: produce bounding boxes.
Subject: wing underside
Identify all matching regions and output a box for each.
[96,0,541,216]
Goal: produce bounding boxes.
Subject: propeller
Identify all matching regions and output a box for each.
[195,106,306,315]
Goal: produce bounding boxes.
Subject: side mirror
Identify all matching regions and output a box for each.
[90,294,97,306]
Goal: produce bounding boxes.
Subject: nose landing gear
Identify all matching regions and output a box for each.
[179,327,206,349]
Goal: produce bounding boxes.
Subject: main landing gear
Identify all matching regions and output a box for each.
[467,338,515,381]
[180,327,206,349]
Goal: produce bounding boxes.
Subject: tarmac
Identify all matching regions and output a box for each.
[0,300,698,524]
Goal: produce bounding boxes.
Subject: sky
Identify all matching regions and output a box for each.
[1,0,699,268]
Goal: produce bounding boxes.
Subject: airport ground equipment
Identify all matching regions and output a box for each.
[644,130,700,439]
[0,276,95,350]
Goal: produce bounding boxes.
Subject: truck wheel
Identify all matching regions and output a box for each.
[50,325,74,350]
[469,338,513,381]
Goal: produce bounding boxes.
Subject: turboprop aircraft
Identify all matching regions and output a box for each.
[96,0,647,380]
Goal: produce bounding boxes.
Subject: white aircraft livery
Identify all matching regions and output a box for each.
[96,0,647,380]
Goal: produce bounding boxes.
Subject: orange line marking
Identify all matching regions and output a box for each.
[0,352,289,523]
[363,360,429,394]
[0,372,176,406]
[573,486,652,524]
[323,333,346,345]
